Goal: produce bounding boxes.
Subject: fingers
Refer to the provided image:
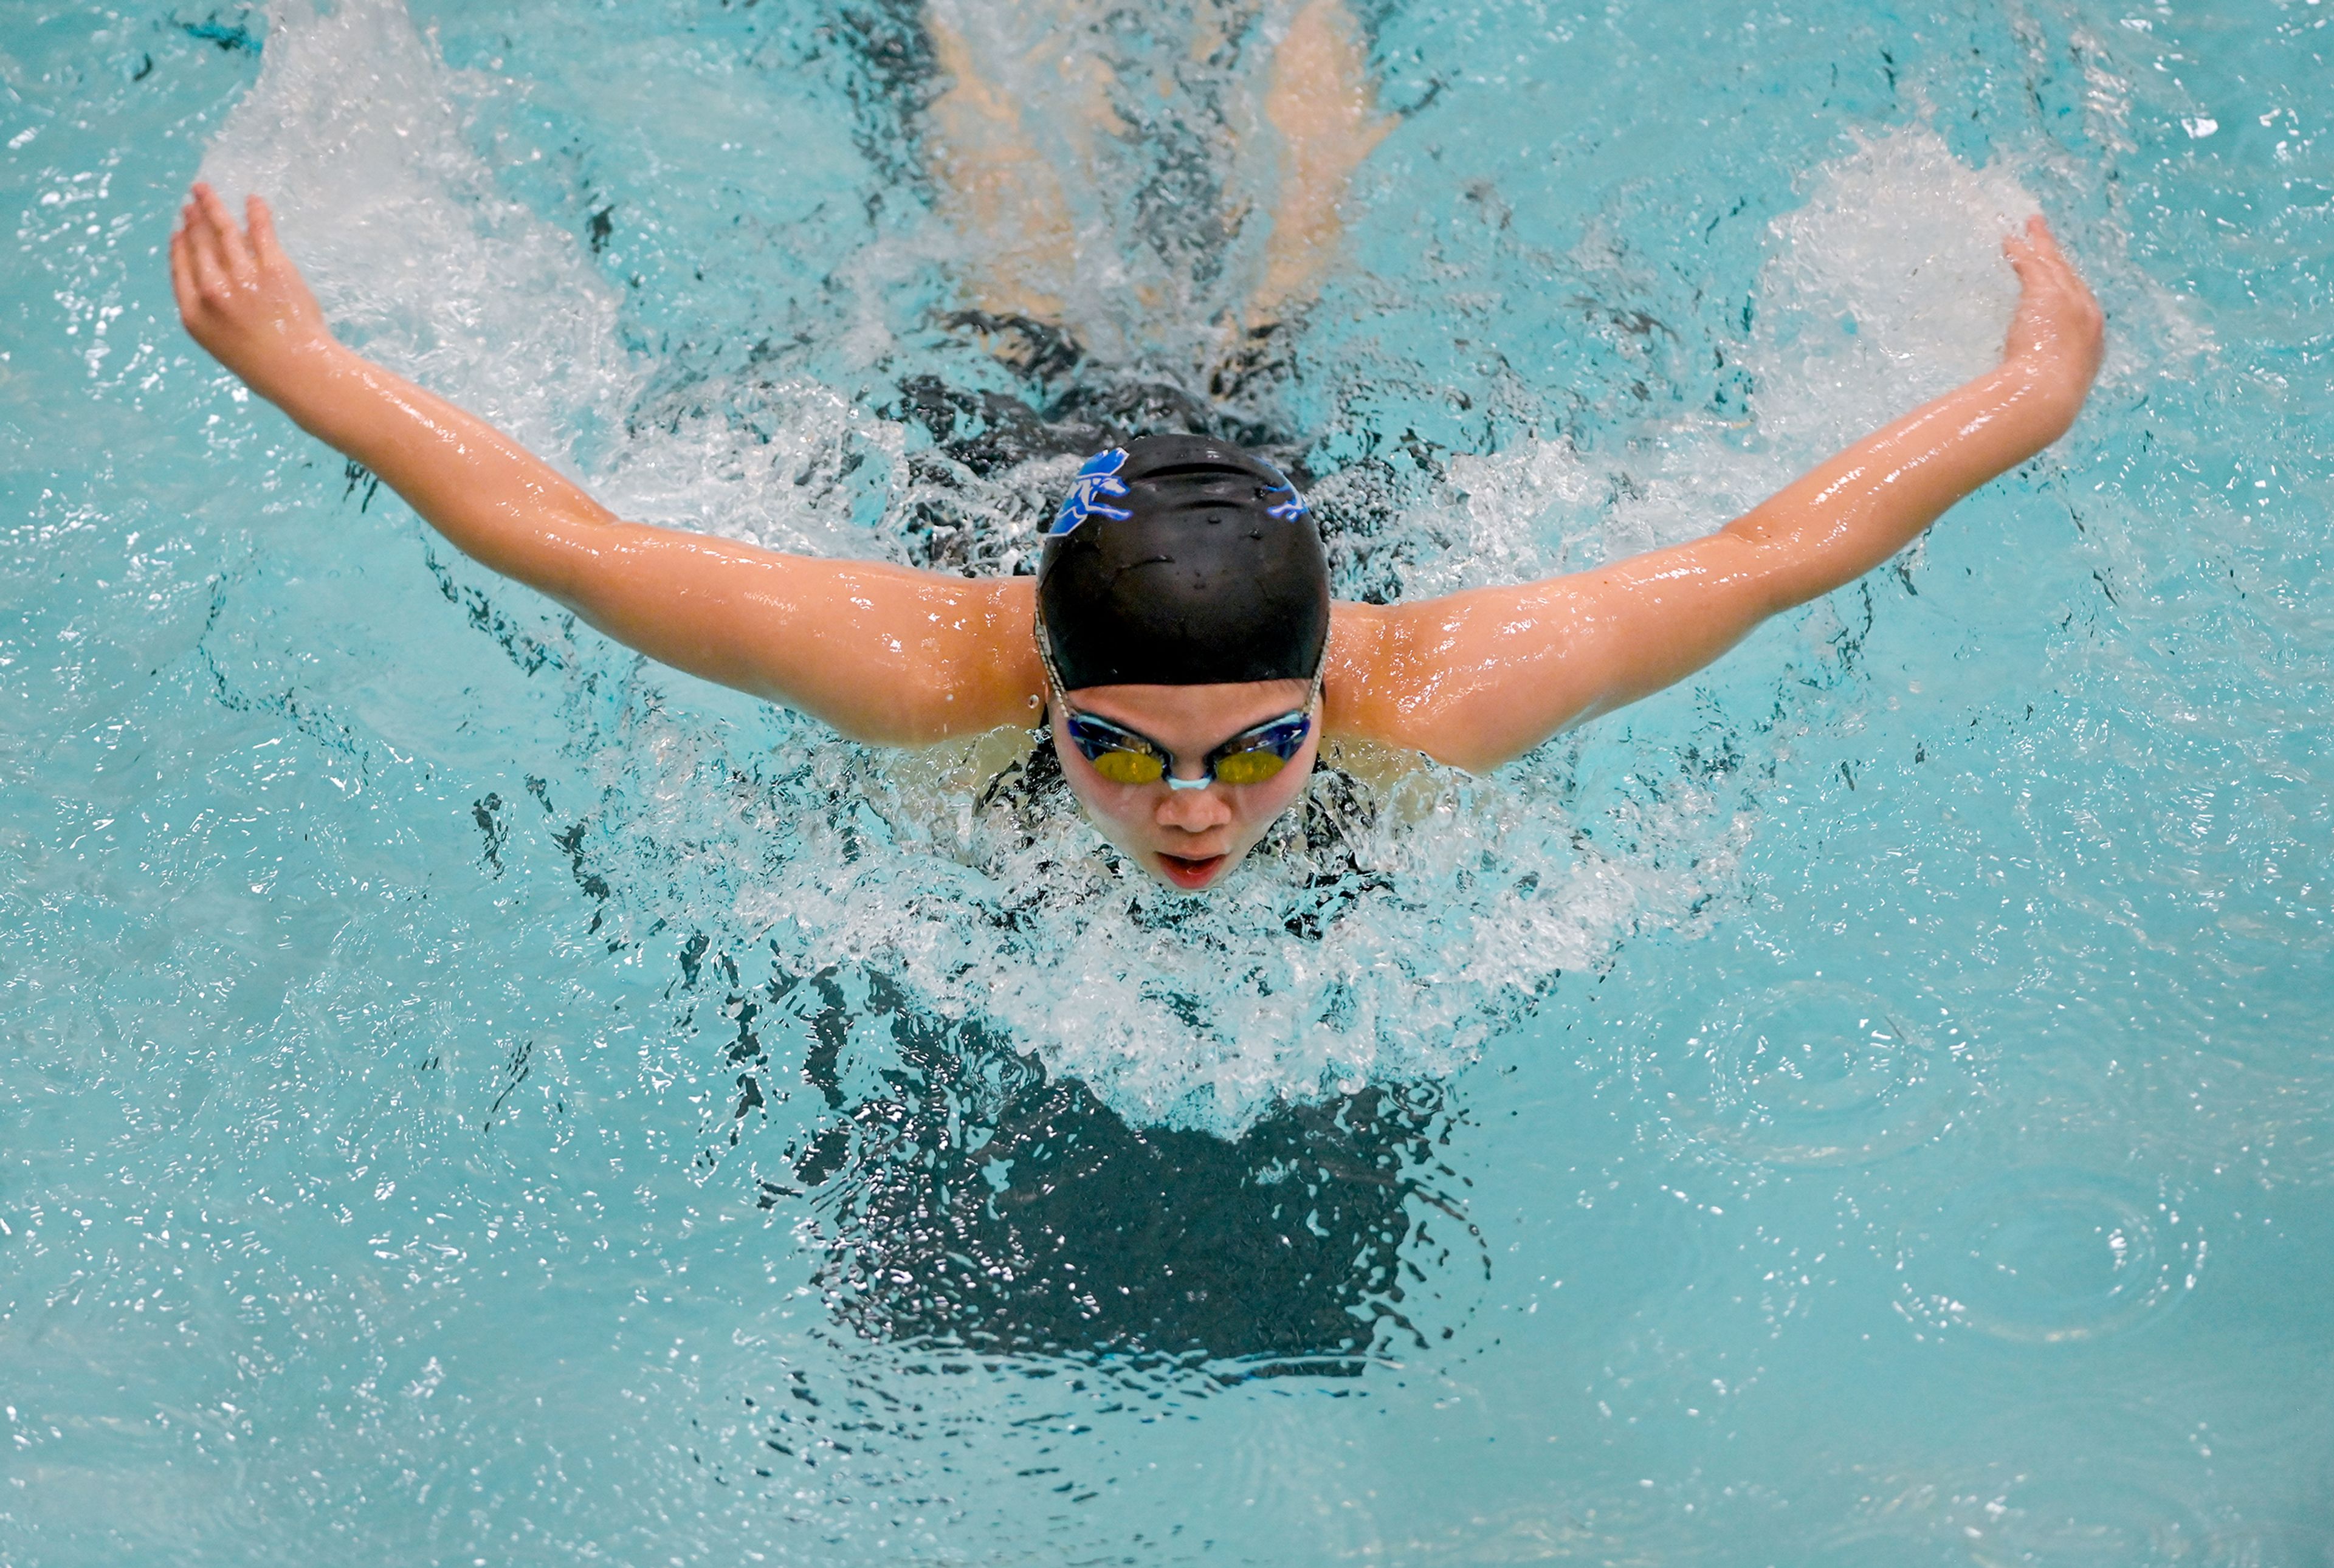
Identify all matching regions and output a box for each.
[168,227,200,321]
[180,198,226,299]
[2002,215,2052,246]
[192,181,255,278]
[246,194,286,270]
[1995,208,2104,379]
[2014,216,2071,277]
[2002,214,2081,295]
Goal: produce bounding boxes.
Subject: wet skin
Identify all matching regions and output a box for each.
[173,182,2102,893]
[1049,678,1318,892]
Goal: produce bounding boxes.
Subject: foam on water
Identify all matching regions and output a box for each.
[199,0,633,455]
[197,0,2053,1134]
[10,0,2334,1559]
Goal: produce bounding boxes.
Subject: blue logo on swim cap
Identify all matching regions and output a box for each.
[1049,447,1133,536]
[1263,476,1310,521]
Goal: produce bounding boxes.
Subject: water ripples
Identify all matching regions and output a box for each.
[1892,1169,2201,1345]
[1814,1473,2235,1568]
[1664,980,1969,1169]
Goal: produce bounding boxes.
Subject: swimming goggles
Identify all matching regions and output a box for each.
[1064,706,1314,789]
[1034,614,1326,790]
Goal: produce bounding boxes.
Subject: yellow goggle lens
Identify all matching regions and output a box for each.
[1210,748,1289,787]
[1090,748,1166,786]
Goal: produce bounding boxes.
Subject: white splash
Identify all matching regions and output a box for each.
[1747,125,2039,453]
[205,1,2051,1133]
[198,0,633,455]
[1306,125,2042,610]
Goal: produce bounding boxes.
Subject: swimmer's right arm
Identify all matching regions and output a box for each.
[171,184,1044,746]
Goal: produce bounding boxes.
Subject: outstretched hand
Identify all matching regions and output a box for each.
[2000,215,2104,402]
[170,182,340,404]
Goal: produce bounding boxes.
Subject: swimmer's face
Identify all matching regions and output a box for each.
[1050,678,1320,893]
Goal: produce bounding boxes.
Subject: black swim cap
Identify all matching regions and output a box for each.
[1036,435,1330,690]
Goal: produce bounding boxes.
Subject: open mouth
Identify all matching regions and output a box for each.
[1154,851,1228,890]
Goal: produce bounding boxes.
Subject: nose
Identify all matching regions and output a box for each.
[1154,782,1232,833]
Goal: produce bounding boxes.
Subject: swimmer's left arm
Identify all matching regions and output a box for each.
[1332,216,2103,773]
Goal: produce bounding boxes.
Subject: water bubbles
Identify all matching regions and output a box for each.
[186,0,2053,1143]
[1661,980,1966,1167]
[197,0,633,455]
[1893,1169,2201,1344]
[1749,126,2039,452]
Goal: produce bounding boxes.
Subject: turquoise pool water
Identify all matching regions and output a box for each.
[4,0,2330,1561]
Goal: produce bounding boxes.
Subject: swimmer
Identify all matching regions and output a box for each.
[168,66,2101,895]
